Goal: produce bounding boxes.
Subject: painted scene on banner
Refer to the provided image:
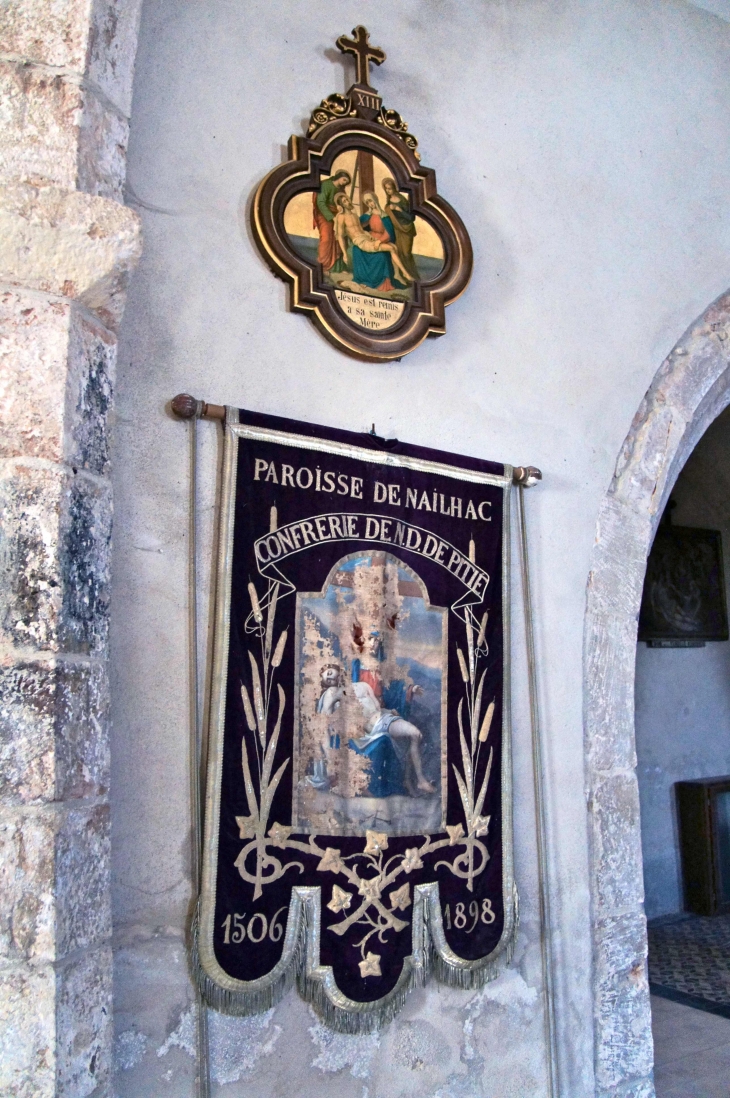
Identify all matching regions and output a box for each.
[293,551,447,836]
[283,149,445,331]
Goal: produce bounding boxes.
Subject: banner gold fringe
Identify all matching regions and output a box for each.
[190,898,306,1017]
[190,889,519,1032]
[429,930,516,990]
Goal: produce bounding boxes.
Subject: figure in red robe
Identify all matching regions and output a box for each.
[312,170,351,272]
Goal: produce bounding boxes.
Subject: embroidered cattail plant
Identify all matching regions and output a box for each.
[479,700,495,742]
[271,629,288,668]
[477,611,488,650]
[234,576,293,898]
[447,608,495,891]
[240,684,256,733]
[248,580,263,623]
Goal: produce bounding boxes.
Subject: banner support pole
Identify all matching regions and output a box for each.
[514,470,560,1098]
[177,395,212,1097]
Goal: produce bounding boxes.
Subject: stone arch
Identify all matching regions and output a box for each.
[585,291,730,1096]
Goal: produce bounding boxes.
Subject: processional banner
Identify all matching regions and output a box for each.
[195,409,517,1030]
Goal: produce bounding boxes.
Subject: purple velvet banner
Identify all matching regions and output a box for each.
[196,409,517,1028]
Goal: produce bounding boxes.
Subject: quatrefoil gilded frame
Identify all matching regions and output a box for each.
[252,116,473,363]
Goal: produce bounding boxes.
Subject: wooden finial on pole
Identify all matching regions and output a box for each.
[513,466,542,488]
[171,394,226,422]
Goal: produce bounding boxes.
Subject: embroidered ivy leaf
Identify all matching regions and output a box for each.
[317,847,345,874]
[358,876,382,902]
[446,823,465,846]
[364,830,389,856]
[327,884,352,913]
[267,822,292,848]
[389,883,411,912]
[472,814,490,837]
[235,815,257,839]
[358,952,382,978]
[401,847,423,873]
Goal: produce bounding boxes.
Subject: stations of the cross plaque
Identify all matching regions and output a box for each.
[252,24,473,361]
[336,25,385,116]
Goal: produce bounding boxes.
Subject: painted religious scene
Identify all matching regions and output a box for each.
[293,551,447,836]
[283,150,445,331]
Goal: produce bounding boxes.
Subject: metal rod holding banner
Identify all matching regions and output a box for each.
[515,476,559,1098]
[184,402,211,1097]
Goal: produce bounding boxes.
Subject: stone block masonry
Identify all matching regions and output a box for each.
[0,0,142,1094]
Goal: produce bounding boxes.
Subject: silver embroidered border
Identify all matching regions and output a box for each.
[195,412,517,1029]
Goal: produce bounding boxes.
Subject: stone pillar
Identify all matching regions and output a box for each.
[0,3,142,1095]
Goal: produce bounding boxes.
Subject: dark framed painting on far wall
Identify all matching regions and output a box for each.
[638,524,729,647]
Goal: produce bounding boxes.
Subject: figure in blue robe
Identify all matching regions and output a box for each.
[350,200,407,290]
[349,711,406,797]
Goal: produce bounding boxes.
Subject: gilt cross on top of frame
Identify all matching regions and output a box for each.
[336,25,386,89]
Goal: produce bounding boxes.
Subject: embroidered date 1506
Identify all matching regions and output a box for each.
[221,907,288,945]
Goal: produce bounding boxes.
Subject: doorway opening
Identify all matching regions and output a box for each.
[634,408,730,1095]
[584,290,730,1098]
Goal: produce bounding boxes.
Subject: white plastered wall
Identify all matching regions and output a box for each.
[112,1,730,1094]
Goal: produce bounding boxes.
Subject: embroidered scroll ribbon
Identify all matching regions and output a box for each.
[252,511,490,623]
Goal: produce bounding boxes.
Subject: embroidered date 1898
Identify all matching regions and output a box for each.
[443,898,495,933]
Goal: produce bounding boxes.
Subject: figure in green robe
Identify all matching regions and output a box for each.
[382,177,419,281]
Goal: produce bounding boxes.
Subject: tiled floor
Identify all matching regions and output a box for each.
[652,993,730,1097]
[649,913,730,1008]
